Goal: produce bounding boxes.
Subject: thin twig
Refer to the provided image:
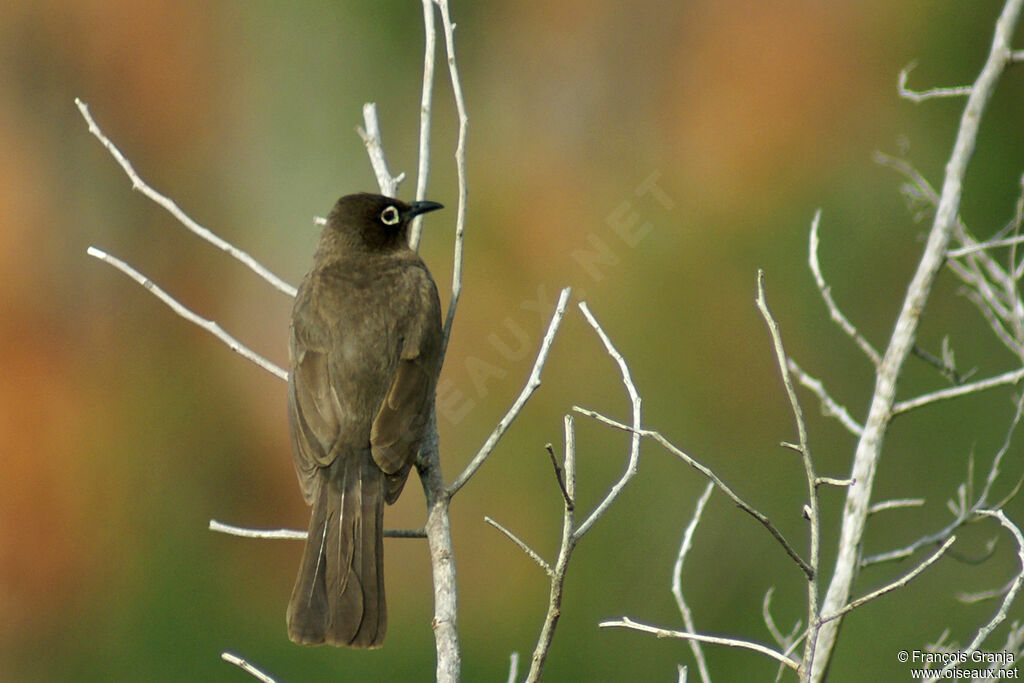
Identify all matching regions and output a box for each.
[449,286,572,495]
[209,519,425,539]
[787,359,864,436]
[484,516,552,576]
[75,98,296,298]
[755,270,822,676]
[936,510,1024,679]
[525,415,578,683]
[87,247,288,381]
[573,407,813,579]
[436,0,469,353]
[209,520,305,540]
[599,617,801,671]
[545,443,573,510]
[507,652,519,683]
[671,482,715,683]
[868,498,925,515]
[221,652,277,683]
[819,535,956,624]
[815,4,1024,672]
[892,366,1024,416]
[808,211,881,366]
[898,62,972,102]
[357,102,405,198]
[409,0,438,250]
[573,302,642,540]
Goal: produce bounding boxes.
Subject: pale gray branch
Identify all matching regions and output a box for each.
[936,510,1024,680]
[787,359,864,436]
[75,98,296,298]
[86,247,288,381]
[449,286,572,495]
[868,498,925,515]
[573,302,642,540]
[436,0,469,352]
[409,0,438,250]
[357,102,406,198]
[484,516,552,576]
[898,62,972,102]
[221,652,277,683]
[600,617,801,672]
[672,482,714,683]
[209,520,305,540]
[573,407,813,579]
[808,211,880,365]
[892,366,1024,416]
[813,3,1024,676]
[820,535,956,625]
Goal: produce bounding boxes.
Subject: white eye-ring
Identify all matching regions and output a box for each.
[380,206,400,225]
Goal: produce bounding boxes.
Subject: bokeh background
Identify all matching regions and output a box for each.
[3,1,1024,680]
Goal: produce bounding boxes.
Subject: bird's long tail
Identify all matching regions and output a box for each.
[287,451,386,647]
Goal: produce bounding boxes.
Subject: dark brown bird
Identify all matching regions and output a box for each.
[286,192,444,647]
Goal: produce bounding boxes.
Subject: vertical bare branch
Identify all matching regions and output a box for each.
[812,3,1024,676]
[409,0,438,250]
[573,302,642,539]
[356,102,405,198]
[436,0,469,352]
[754,271,822,679]
[672,482,715,683]
[808,211,881,366]
[525,415,578,683]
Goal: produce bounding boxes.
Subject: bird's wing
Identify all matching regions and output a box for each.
[288,307,340,504]
[370,276,442,501]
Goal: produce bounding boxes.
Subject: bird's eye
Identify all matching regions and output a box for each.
[380,206,400,225]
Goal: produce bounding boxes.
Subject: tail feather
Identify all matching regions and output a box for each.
[287,451,386,647]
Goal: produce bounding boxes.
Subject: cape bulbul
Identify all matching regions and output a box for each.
[286,193,443,647]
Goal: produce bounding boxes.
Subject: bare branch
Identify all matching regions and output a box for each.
[545,443,573,510]
[755,270,823,676]
[936,510,1024,679]
[898,62,972,102]
[75,98,296,298]
[436,0,469,352]
[507,652,519,683]
[573,302,642,540]
[892,366,1024,416]
[599,617,801,672]
[86,247,288,381]
[820,535,956,625]
[808,211,881,365]
[525,415,578,683]
[409,0,438,250]
[484,516,552,576]
[787,359,864,436]
[814,3,1024,673]
[671,482,714,683]
[868,498,925,515]
[573,407,813,579]
[209,520,305,540]
[948,234,1024,258]
[357,102,406,199]
[221,652,277,683]
[209,519,424,540]
[449,286,572,495]
[815,477,853,488]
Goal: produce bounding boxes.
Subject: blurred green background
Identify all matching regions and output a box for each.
[3,1,1024,680]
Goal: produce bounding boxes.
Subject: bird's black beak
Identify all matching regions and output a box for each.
[405,200,444,219]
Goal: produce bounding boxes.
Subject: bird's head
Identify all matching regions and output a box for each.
[326,193,444,252]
